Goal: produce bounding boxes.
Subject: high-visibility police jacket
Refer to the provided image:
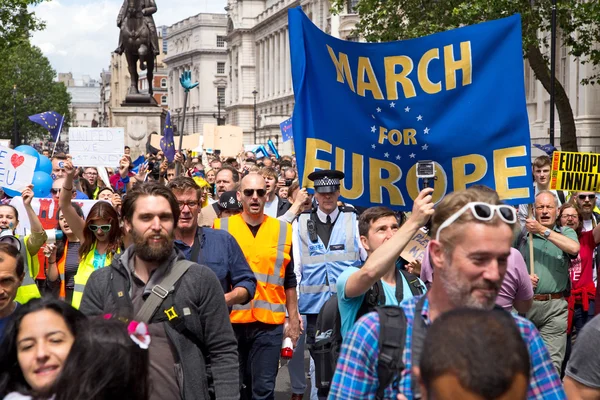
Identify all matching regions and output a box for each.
[15,235,43,304]
[71,243,117,309]
[296,209,362,314]
[214,214,292,325]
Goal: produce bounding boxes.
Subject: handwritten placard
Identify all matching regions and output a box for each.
[0,146,36,193]
[400,228,430,264]
[69,127,124,167]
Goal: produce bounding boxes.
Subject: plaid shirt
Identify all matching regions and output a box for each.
[328,295,566,400]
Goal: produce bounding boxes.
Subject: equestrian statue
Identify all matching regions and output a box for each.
[115,0,160,104]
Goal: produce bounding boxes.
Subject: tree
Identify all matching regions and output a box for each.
[333,0,600,152]
[0,0,48,51]
[0,43,71,145]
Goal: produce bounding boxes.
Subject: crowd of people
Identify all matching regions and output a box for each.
[0,146,598,400]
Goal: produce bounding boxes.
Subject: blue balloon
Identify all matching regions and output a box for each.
[32,171,53,198]
[14,145,40,170]
[2,188,20,198]
[36,155,52,175]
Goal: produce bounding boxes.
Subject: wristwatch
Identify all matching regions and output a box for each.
[543,229,551,238]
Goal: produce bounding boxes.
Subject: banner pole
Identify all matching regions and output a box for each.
[175,90,189,176]
[51,117,64,158]
[528,204,535,276]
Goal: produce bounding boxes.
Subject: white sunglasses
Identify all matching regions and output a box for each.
[435,202,517,242]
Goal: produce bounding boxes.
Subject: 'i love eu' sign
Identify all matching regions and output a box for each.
[0,146,36,193]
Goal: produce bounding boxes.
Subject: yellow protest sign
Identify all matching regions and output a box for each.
[550,151,600,192]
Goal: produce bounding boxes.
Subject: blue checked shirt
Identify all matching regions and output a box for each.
[328,295,566,400]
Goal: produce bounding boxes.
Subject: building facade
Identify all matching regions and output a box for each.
[225,0,358,152]
[66,86,101,128]
[525,39,600,155]
[164,13,228,136]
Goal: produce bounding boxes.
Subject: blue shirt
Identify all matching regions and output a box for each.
[328,295,565,400]
[174,227,256,302]
[0,302,19,341]
[336,266,426,337]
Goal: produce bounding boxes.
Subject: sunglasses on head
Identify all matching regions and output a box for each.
[578,194,596,200]
[435,202,517,242]
[89,224,111,233]
[243,188,266,197]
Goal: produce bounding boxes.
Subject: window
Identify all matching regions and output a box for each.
[217,62,225,74]
[161,78,167,88]
[217,87,226,103]
[161,95,168,105]
[217,35,225,47]
[83,113,87,119]
[348,0,359,13]
[162,26,168,54]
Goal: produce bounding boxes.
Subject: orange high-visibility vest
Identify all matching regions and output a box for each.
[55,242,69,300]
[214,214,292,324]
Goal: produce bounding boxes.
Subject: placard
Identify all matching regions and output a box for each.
[400,228,430,264]
[69,127,124,167]
[0,145,36,193]
[550,150,600,192]
[9,196,99,235]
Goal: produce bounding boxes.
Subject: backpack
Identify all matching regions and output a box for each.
[310,268,424,398]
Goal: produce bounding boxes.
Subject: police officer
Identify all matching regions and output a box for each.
[288,170,364,400]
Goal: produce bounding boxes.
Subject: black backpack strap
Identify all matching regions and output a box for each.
[376,305,407,400]
[400,269,425,296]
[357,281,385,321]
[410,296,428,399]
[394,268,404,303]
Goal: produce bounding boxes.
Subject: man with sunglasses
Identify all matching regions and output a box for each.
[574,192,600,231]
[518,190,580,374]
[168,177,256,308]
[214,173,299,400]
[329,187,565,400]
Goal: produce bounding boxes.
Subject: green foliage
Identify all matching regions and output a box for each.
[0,43,71,144]
[332,0,600,85]
[0,0,48,51]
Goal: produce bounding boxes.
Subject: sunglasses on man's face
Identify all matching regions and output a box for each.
[242,188,266,197]
[89,224,111,233]
[578,194,596,200]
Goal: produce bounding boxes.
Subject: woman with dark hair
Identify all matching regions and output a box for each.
[59,160,123,309]
[52,318,150,400]
[0,297,85,399]
[44,203,84,304]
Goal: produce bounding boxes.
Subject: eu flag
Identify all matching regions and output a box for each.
[280,118,293,142]
[28,111,64,141]
[160,112,176,162]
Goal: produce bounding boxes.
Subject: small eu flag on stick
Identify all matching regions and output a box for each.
[160,112,176,162]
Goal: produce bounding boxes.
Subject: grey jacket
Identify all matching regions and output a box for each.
[80,248,239,400]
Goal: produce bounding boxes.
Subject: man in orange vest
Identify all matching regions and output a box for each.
[214,173,300,400]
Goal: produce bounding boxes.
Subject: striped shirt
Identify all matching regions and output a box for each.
[328,295,566,400]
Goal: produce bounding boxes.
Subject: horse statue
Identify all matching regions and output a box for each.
[115,0,159,102]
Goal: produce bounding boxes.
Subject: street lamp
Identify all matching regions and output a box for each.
[549,0,557,146]
[213,95,226,126]
[252,89,258,144]
[12,85,18,147]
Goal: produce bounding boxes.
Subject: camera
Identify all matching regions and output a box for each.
[416,160,436,189]
[285,179,293,186]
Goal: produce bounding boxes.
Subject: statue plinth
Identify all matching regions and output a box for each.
[112,106,167,160]
[122,93,157,106]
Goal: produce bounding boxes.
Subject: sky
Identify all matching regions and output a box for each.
[30,0,227,79]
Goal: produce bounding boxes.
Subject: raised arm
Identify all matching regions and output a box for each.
[344,188,434,299]
[59,160,86,241]
[21,185,48,255]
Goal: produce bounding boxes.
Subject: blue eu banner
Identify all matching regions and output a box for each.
[289,8,534,210]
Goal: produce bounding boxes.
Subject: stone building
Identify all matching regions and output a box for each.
[164,13,228,136]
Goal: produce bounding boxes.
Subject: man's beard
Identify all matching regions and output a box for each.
[439,264,500,310]
[131,229,174,263]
